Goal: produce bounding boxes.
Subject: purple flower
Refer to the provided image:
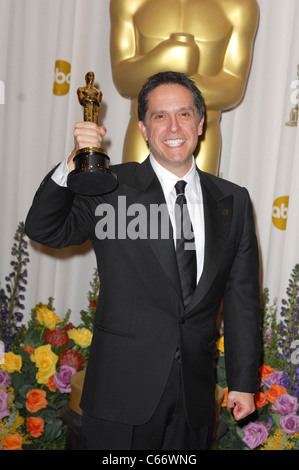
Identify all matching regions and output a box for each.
[0,370,11,389]
[279,413,299,435]
[53,365,76,393]
[279,376,290,388]
[242,421,269,449]
[0,389,9,420]
[274,393,298,415]
[262,371,283,388]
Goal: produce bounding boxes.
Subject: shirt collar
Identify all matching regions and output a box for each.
[149,153,201,201]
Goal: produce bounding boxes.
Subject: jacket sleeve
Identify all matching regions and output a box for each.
[222,188,261,394]
[25,168,96,248]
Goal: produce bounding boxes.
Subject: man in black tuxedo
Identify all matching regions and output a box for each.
[25,71,260,450]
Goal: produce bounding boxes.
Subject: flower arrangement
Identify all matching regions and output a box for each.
[217,265,299,450]
[1,223,298,450]
[0,222,29,352]
[0,298,95,450]
[0,223,99,450]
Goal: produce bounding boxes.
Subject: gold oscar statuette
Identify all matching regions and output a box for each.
[67,71,118,195]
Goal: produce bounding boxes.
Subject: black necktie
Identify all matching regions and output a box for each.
[174,180,197,306]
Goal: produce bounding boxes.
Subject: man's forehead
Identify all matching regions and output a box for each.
[146,84,195,111]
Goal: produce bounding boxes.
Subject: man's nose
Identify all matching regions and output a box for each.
[168,115,181,133]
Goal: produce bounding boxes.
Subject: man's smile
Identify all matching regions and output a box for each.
[163,138,186,147]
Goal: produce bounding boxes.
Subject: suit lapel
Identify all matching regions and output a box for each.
[185,171,233,313]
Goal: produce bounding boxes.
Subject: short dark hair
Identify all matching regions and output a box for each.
[137,71,205,123]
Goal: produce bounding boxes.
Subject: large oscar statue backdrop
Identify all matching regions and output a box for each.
[110,0,259,175]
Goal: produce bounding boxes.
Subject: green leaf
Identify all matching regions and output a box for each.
[24,328,43,348]
[236,426,244,440]
[45,418,63,441]
[39,409,57,423]
[19,383,33,399]
[11,370,26,391]
[271,413,281,427]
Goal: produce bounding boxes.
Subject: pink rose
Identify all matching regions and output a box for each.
[0,388,9,420]
[274,393,298,415]
[242,421,269,449]
[262,370,283,388]
[53,365,76,393]
[0,369,11,389]
[279,413,299,435]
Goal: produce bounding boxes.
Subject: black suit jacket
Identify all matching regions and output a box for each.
[25,157,260,429]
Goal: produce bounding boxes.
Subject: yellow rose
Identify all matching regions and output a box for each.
[68,328,93,349]
[30,345,58,384]
[1,351,22,373]
[36,304,62,331]
[216,336,224,353]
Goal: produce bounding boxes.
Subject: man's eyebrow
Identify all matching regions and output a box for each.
[179,106,196,114]
[149,106,196,118]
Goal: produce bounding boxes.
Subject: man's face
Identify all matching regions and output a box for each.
[138,84,204,176]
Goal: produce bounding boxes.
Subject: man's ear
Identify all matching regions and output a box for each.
[138,120,148,142]
[198,116,205,136]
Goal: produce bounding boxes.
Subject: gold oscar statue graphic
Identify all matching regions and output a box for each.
[67,71,118,195]
[110,0,259,175]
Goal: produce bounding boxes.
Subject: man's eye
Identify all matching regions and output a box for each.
[154,114,165,120]
[180,112,191,118]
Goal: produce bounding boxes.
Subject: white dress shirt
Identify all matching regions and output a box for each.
[149,154,205,282]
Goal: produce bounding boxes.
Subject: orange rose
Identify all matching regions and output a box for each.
[26,389,48,413]
[254,391,268,408]
[27,417,44,438]
[221,387,229,407]
[264,384,287,404]
[259,364,275,380]
[1,433,23,450]
[46,376,56,392]
[24,344,35,355]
